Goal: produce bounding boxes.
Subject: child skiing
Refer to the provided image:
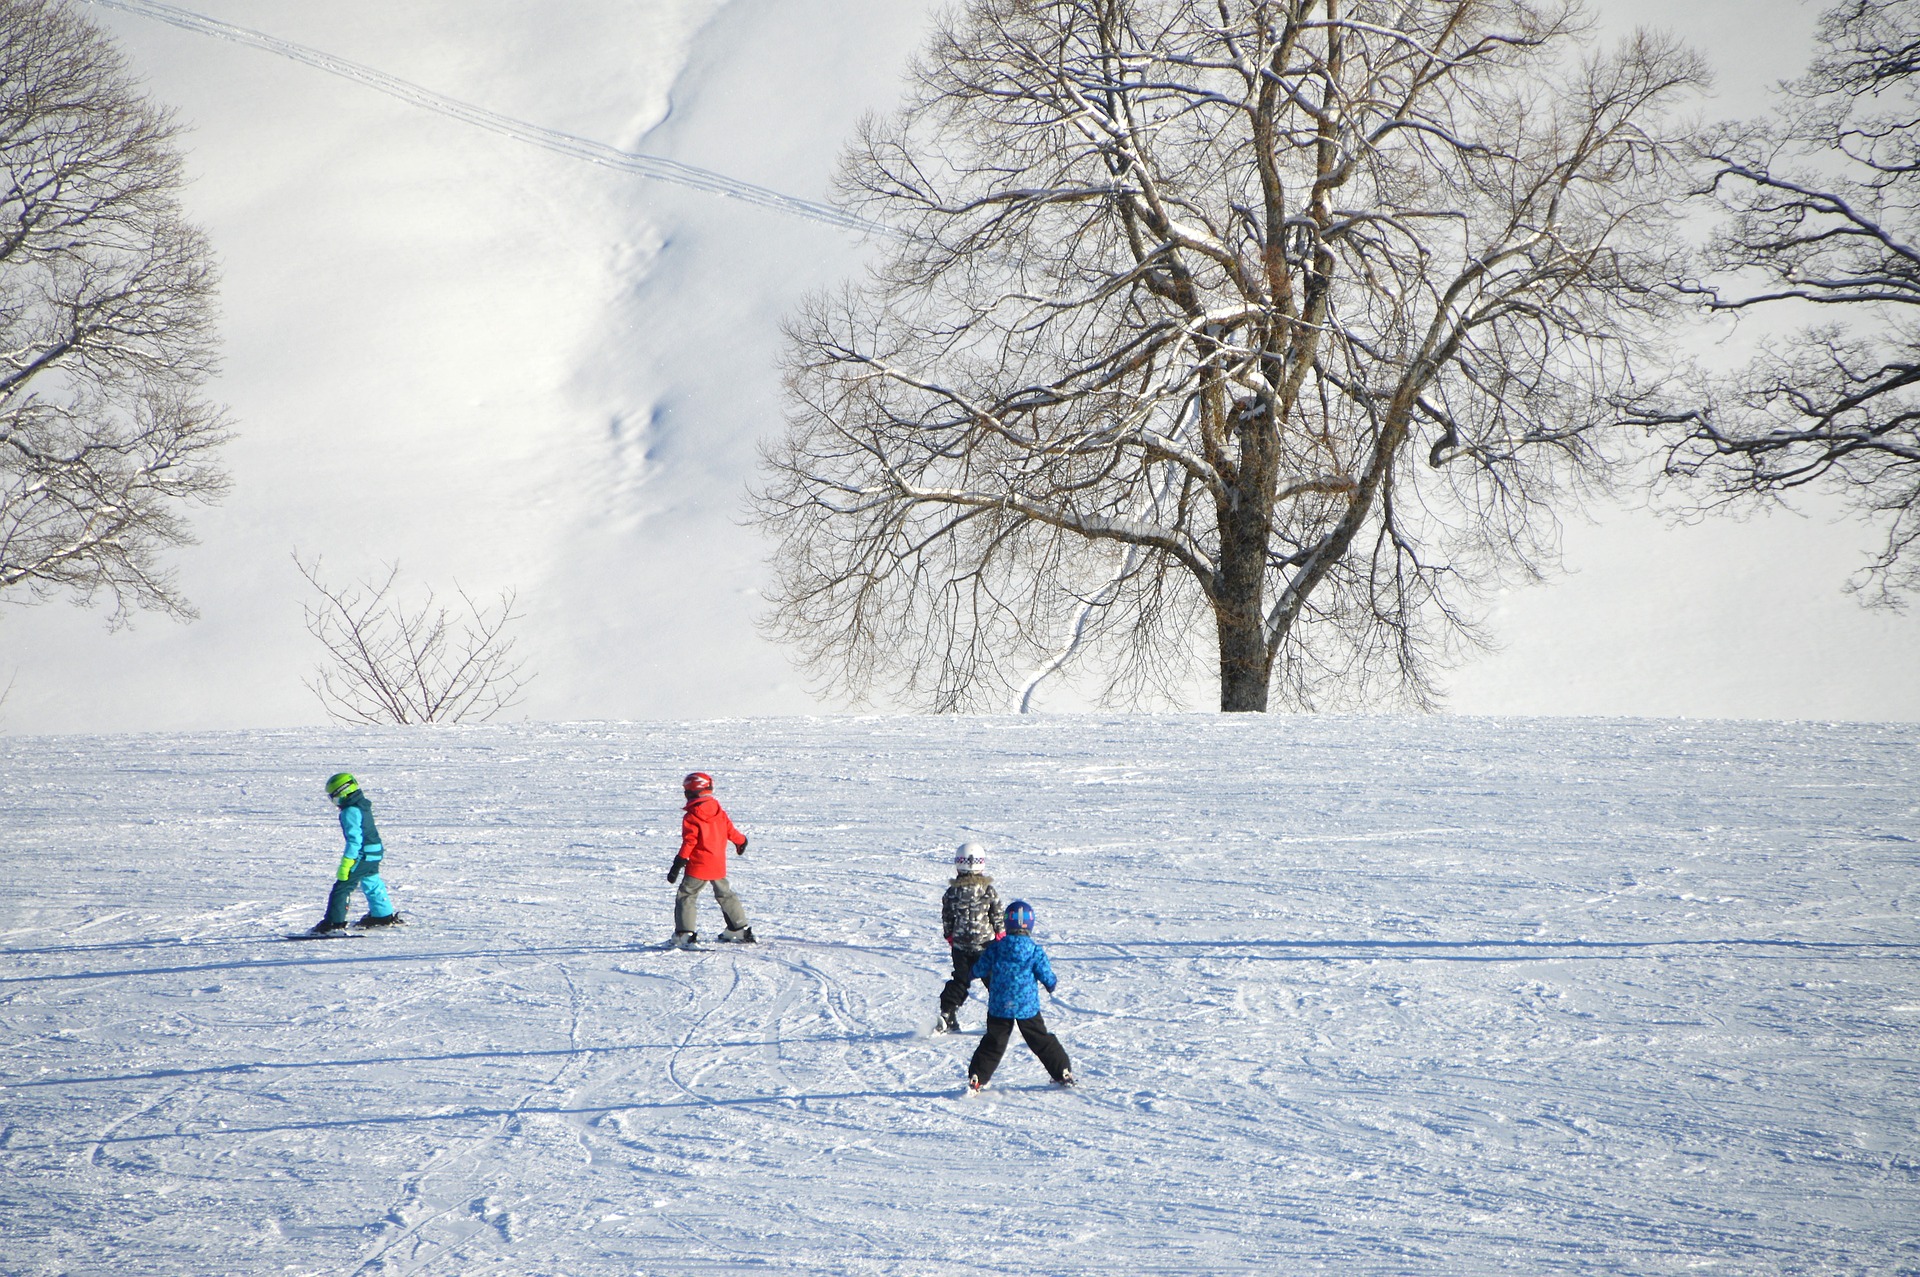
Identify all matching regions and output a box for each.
[309,772,402,934]
[967,900,1074,1090]
[937,842,1001,1032]
[668,771,755,948]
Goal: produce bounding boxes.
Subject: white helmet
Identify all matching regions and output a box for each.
[953,842,986,873]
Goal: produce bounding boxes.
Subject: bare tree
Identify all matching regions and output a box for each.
[0,0,228,623]
[1666,0,1920,606]
[757,0,1704,713]
[296,556,531,725]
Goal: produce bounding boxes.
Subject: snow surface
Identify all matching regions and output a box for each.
[5,715,1918,1273]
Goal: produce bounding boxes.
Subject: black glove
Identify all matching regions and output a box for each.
[735,836,748,857]
[667,857,687,884]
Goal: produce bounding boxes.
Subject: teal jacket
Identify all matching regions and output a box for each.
[337,792,384,862]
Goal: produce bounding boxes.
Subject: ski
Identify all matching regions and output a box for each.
[657,928,757,951]
[283,917,404,941]
[953,1080,1077,1097]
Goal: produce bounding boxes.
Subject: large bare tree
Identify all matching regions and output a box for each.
[0,0,227,624]
[1667,0,1920,606]
[757,0,1704,712]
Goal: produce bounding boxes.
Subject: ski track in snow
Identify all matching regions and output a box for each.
[3,715,1918,1274]
[85,0,888,238]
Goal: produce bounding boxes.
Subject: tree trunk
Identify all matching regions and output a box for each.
[1217,611,1272,711]
[1215,496,1273,712]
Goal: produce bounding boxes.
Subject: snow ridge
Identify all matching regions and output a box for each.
[88,0,889,236]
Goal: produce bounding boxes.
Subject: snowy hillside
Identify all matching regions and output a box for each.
[5,715,1917,1273]
[3,0,941,733]
[1,0,1918,734]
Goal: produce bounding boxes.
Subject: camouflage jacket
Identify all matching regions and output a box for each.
[941,873,1003,951]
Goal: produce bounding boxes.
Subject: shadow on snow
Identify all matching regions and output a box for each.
[3,935,1913,987]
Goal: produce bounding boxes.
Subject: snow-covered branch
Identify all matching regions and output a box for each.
[0,0,229,625]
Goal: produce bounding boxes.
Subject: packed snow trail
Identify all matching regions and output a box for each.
[3,716,1918,1274]
[85,0,889,237]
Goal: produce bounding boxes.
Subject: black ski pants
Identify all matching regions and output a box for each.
[968,1013,1070,1085]
[940,947,981,1016]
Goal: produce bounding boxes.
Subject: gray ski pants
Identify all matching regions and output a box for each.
[674,874,749,935]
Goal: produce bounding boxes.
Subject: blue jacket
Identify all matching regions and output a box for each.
[338,793,384,862]
[971,932,1056,1020]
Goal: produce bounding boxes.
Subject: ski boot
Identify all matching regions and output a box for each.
[670,931,700,950]
[308,918,349,935]
[718,926,757,944]
[937,1009,960,1034]
[354,912,405,928]
[1054,1070,1078,1088]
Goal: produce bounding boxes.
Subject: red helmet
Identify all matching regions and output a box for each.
[682,771,714,795]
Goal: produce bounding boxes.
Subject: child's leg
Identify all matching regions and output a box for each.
[357,867,394,918]
[1015,1013,1072,1082]
[674,876,703,934]
[709,878,750,932]
[967,1015,1016,1084]
[324,857,377,925]
[323,875,355,926]
[939,948,977,1016]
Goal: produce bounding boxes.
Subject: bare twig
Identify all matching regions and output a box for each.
[295,554,532,725]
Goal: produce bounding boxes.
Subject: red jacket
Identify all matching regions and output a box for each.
[678,794,745,881]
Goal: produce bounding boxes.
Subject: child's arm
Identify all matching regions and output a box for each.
[941,885,956,943]
[336,805,364,880]
[1035,946,1058,994]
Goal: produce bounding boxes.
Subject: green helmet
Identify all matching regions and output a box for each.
[325,772,360,803]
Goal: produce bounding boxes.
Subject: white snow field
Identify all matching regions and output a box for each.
[4,715,1917,1275]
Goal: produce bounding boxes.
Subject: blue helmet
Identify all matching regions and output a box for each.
[1004,900,1035,934]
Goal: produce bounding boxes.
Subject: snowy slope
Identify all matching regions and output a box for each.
[5,716,1917,1273]
[1,0,939,733]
